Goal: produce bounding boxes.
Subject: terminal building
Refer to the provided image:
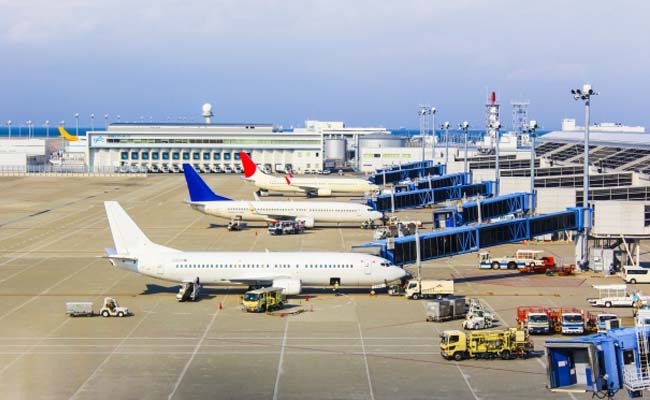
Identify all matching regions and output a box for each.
[85,107,391,173]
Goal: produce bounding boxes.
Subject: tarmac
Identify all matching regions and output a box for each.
[0,173,647,400]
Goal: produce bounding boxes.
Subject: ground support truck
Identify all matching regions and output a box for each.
[479,249,555,271]
[440,328,533,361]
[241,287,286,313]
[588,284,650,309]
[403,279,454,300]
[516,306,587,335]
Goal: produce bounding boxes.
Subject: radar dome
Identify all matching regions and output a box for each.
[202,103,213,113]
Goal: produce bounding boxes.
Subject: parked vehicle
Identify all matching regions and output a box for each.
[425,298,466,322]
[462,310,494,330]
[65,297,129,317]
[479,249,555,271]
[404,279,454,300]
[241,287,286,312]
[268,221,305,235]
[622,265,650,284]
[517,306,589,335]
[588,284,650,308]
[440,328,533,361]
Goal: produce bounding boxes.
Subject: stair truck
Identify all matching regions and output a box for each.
[404,279,454,300]
[241,287,286,313]
[545,327,650,398]
[440,328,533,361]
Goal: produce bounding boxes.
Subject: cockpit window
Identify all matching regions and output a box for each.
[381,262,390,267]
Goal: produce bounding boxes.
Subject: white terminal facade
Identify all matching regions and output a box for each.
[86,119,390,173]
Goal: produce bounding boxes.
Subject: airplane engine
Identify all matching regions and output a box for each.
[316,188,332,197]
[273,278,302,295]
[296,216,314,228]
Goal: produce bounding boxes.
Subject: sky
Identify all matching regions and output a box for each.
[1,0,649,130]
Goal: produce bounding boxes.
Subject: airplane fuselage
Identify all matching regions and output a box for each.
[191,200,380,223]
[250,175,378,195]
[112,251,405,287]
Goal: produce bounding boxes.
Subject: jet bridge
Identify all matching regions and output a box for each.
[375,160,433,173]
[354,207,590,265]
[432,192,531,228]
[415,172,469,190]
[370,164,446,185]
[367,181,494,212]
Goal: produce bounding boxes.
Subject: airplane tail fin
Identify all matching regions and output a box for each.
[104,201,170,255]
[240,151,262,179]
[183,163,231,202]
[58,126,79,142]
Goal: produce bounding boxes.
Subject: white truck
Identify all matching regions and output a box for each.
[478,249,553,270]
[403,279,454,300]
[65,297,129,317]
[462,310,494,330]
[588,284,650,308]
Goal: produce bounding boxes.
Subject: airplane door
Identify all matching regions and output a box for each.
[364,262,371,275]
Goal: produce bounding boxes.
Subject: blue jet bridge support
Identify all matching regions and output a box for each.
[353,207,590,265]
[546,326,650,398]
[433,192,531,228]
[367,181,494,212]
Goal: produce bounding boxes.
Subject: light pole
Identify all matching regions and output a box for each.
[90,113,95,131]
[45,120,50,138]
[571,83,598,269]
[26,120,32,138]
[117,115,121,123]
[528,120,538,214]
[490,120,502,195]
[431,107,437,163]
[459,121,470,174]
[442,121,450,166]
[74,113,79,137]
[7,120,11,139]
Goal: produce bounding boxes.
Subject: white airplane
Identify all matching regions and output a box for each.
[183,164,382,228]
[240,151,379,197]
[103,201,407,300]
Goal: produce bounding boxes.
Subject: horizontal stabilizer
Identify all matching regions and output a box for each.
[183,164,231,202]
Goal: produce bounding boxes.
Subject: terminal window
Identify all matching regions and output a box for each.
[142,153,149,160]
[121,152,128,160]
[234,153,241,160]
[131,152,139,160]
[224,153,231,160]
[213,153,220,160]
[193,153,200,160]
[183,153,190,160]
[173,153,180,160]
[152,152,159,160]
[162,152,169,160]
[203,153,210,160]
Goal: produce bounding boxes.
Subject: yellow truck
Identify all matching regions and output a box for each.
[241,287,286,313]
[440,328,533,361]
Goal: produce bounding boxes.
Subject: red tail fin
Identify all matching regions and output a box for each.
[239,151,257,178]
[285,175,292,185]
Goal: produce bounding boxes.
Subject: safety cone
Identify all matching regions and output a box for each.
[219,302,223,310]
[305,295,310,302]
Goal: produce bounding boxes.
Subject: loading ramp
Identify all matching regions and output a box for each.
[353,207,590,266]
[367,181,494,212]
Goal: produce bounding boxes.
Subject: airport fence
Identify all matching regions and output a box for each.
[0,164,147,177]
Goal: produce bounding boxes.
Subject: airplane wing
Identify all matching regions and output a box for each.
[246,202,299,222]
[284,175,318,195]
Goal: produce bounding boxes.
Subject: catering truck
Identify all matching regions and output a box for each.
[403,279,454,300]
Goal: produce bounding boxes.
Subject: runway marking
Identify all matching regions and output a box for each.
[167,294,226,400]
[69,298,163,400]
[357,322,375,400]
[272,317,289,400]
[0,204,95,243]
[456,364,481,400]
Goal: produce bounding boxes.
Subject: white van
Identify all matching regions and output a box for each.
[622,265,650,284]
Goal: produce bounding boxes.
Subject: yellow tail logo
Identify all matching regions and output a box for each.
[58,126,79,142]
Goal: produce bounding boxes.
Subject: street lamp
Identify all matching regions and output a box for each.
[90,113,95,131]
[104,114,109,128]
[431,107,437,163]
[441,121,450,166]
[528,120,538,214]
[74,113,80,137]
[571,83,598,269]
[45,120,50,138]
[117,115,121,122]
[459,121,470,174]
[6,120,11,139]
[490,120,502,195]
[26,120,32,138]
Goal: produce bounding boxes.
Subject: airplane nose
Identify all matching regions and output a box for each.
[393,266,408,280]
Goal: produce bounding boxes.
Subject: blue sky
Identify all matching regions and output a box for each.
[1,0,648,130]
